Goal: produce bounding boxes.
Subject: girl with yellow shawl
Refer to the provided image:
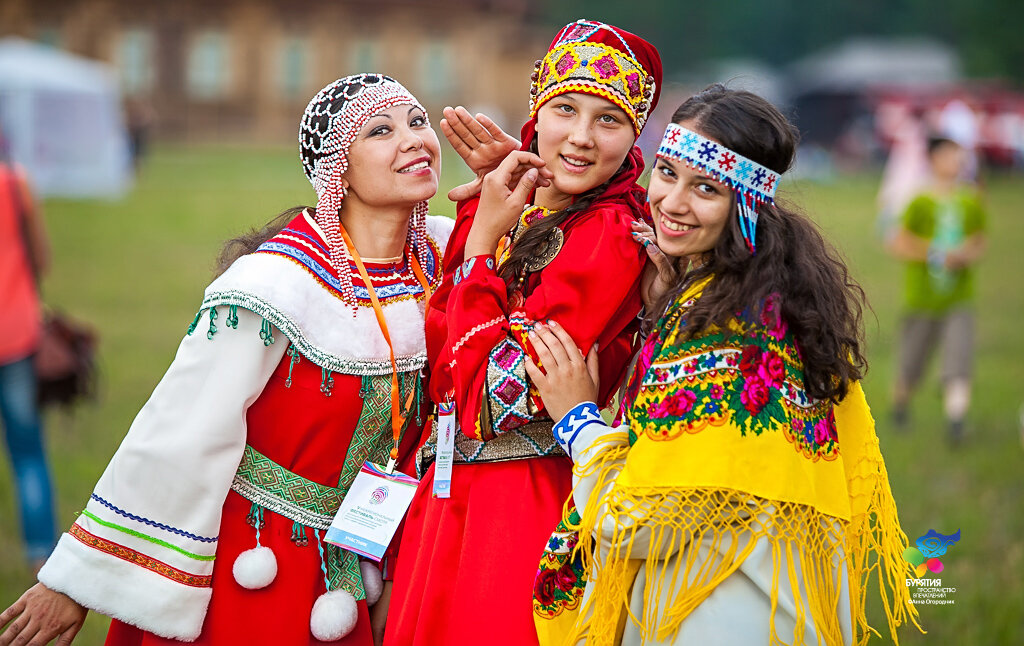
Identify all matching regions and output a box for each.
[523,85,922,645]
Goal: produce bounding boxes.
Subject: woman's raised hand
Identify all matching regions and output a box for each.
[465,151,546,256]
[441,107,551,201]
[0,583,87,646]
[524,320,600,423]
[631,221,680,311]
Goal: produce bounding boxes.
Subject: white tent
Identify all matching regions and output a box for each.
[0,37,131,198]
[788,38,961,94]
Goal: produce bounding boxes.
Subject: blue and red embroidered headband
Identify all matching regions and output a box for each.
[656,123,781,252]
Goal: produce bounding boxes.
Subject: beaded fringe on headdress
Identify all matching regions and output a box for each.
[299,74,431,313]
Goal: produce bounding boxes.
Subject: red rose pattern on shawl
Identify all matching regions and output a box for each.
[626,295,840,462]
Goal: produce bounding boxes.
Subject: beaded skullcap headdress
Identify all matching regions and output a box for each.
[529,19,660,135]
[298,74,430,309]
[656,123,782,253]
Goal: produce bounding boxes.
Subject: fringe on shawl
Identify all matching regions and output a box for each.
[843,432,924,645]
[564,434,922,646]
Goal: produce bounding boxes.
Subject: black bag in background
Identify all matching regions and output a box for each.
[34,311,98,408]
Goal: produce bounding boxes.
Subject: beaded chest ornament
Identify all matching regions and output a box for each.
[656,123,782,253]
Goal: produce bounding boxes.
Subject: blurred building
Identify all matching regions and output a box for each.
[785,37,1024,168]
[787,38,961,150]
[0,0,547,142]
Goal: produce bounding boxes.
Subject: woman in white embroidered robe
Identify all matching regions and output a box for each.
[0,75,455,646]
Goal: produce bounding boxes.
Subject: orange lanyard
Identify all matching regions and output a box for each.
[339,223,432,472]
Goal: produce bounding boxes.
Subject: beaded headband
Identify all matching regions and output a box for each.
[529,21,656,134]
[298,74,430,309]
[656,123,782,252]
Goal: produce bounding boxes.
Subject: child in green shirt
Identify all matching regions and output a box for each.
[888,136,987,443]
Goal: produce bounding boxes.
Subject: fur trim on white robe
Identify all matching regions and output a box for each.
[38,309,285,640]
[39,534,211,642]
[199,214,454,376]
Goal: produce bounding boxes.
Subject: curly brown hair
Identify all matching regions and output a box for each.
[650,85,868,403]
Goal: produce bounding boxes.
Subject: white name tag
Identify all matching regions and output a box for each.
[325,462,418,561]
[433,402,457,498]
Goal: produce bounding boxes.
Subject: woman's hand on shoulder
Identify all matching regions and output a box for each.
[524,320,600,422]
[0,583,87,646]
[631,221,680,310]
[465,151,548,256]
[442,107,550,201]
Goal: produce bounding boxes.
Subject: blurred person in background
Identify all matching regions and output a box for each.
[937,97,981,182]
[0,124,57,573]
[875,101,929,241]
[888,136,987,443]
[125,97,155,172]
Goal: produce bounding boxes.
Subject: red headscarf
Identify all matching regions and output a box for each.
[519,19,663,218]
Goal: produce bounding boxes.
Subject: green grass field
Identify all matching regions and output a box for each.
[1,146,1022,644]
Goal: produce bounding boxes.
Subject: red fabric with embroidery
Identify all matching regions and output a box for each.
[387,196,645,645]
[106,354,425,645]
[427,196,645,438]
[384,458,571,646]
[388,21,661,642]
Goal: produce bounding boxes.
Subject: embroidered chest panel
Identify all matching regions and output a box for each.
[627,305,840,462]
[257,223,442,308]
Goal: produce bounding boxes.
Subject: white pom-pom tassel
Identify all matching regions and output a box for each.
[360,561,383,606]
[232,546,277,590]
[310,589,358,641]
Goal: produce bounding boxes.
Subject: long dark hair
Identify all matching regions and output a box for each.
[214,206,310,276]
[651,85,867,403]
[496,139,632,295]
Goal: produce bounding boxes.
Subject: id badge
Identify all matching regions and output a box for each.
[324,462,419,561]
[433,401,457,498]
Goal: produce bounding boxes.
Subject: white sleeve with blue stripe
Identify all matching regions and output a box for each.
[553,401,609,462]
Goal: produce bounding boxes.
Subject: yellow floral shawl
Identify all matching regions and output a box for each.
[534,281,921,645]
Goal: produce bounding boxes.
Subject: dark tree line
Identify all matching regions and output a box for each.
[540,0,1024,84]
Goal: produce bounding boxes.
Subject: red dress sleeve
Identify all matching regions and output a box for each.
[424,197,478,407]
[443,201,645,440]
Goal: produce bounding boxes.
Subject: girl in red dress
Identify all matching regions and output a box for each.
[385,19,662,646]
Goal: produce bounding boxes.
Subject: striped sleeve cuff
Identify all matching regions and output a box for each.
[552,401,603,458]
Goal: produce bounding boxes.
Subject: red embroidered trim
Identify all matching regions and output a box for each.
[69,523,213,588]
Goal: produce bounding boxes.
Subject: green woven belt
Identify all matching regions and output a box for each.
[231,444,342,530]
